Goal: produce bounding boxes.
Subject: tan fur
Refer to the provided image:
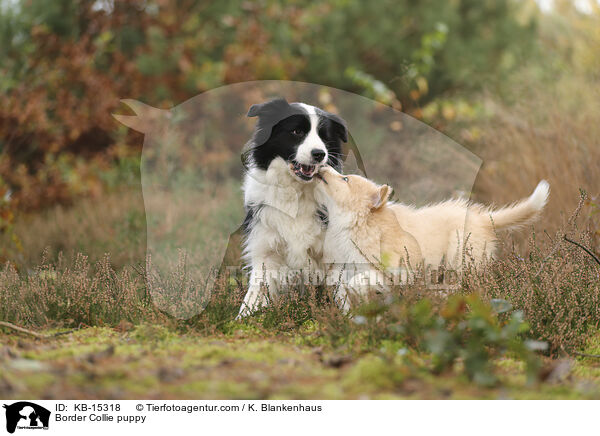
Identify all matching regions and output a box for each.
[316,167,422,271]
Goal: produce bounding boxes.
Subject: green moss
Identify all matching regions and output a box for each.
[22,343,103,360]
[572,360,600,379]
[221,320,263,337]
[378,339,408,355]
[75,327,120,341]
[582,330,600,355]
[169,380,210,396]
[343,355,407,393]
[2,325,600,399]
[19,373,56,392]
[132,323,176,343]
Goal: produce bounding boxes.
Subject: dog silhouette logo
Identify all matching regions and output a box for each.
[3,402,50,434]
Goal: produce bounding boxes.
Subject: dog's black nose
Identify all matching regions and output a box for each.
[311,149,326,162]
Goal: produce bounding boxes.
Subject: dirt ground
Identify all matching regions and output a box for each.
[2,326,600,400]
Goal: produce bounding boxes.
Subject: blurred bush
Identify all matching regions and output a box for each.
[298,0,535,108]
[0,0,536,212]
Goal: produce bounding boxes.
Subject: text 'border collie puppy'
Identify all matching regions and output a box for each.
[238,98,348,317]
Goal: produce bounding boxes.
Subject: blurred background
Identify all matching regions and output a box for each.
[0,0,599,270]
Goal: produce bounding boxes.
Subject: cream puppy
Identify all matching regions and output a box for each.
[315,166,423,309]
[315,166,549,306]
[387,182,549,269]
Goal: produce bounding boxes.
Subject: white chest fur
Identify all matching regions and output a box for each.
[243,161,325,276]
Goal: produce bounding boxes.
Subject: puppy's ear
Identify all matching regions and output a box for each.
[247,97,289,117]
[371,185,391,210]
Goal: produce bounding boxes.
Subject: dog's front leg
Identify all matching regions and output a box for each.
[237,262,278,318]
[237,284,267,319]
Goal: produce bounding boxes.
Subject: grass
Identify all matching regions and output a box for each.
[2,190,598,342]
[466,77,600,251]
[0,188,147,270]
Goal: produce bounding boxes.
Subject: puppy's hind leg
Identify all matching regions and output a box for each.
[332,283,352,314]
[325,263,355,314]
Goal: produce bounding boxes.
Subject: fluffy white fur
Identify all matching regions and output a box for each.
[388,180,550,268]
[315,166,549,308]
[314,167,422,310]
[240,162,325,316]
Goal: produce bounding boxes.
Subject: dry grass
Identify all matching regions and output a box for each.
[0,252,155,328]
[470,84,600,251]
[0,188,147,270]
[1,105,599,356]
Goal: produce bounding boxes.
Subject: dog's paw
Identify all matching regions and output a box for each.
[236,302,258,320]
[235,309,249,321]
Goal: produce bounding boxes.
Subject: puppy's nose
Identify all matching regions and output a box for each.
[311,149,326,162]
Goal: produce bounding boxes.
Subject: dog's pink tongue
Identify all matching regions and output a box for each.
[300,164,313,175]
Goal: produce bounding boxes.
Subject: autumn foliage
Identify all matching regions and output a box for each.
[0,0,538,212]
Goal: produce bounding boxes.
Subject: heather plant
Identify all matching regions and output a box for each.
[2,186,598,360]
[0,252,159,327]
[227,287,543,386]
[467,193,600,354]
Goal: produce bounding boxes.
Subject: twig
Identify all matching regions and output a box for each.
[0,321,78,339]
[0,321,46,338]
[52,328,80,338]
[563,236,600,267]
[561,344,600,359]
[350,240,394,284]
[572,350,600,359]
[515,194,592,280]
[531,237,563,279]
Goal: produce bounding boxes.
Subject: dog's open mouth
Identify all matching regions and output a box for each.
[289,161,317,181]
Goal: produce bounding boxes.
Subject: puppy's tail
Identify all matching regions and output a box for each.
[488,180,550,231]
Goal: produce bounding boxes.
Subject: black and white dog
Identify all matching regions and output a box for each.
[238,98,348,316]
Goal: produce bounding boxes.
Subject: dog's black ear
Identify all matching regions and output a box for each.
[325,113,348,172]
[328,113,348,143]
[247,97,290,118]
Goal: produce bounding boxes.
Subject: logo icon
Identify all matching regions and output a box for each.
[3,402,50,434]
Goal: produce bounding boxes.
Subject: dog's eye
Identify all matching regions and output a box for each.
[342,176,349,182]
[291,129,304,136]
